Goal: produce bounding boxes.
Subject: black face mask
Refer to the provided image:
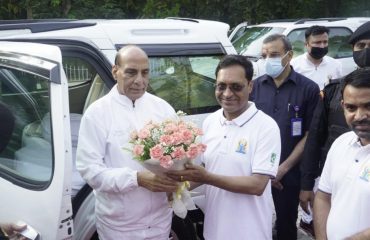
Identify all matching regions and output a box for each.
[353,48,370,68]
[309,46,328,59]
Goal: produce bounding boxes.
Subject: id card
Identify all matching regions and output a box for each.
[291,118,302,137]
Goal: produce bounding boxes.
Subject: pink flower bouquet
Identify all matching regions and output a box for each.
[128,118,206,218]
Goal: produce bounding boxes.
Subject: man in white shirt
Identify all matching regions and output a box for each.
[314,68,370,239]
[291,25,343,90]
[76,45,179,240]
[168,55,281,240]
[291,25,343,235]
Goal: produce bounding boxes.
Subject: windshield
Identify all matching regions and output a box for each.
[149,55,223,115]
[232,26,285,57]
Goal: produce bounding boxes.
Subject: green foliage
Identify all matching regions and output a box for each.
[0,0,369,26]
[141,0,181,18]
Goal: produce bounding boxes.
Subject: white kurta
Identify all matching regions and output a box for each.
[319,131,370,240]
[201,102,281,240]
[76,85,177,240]
[291,53,342,90]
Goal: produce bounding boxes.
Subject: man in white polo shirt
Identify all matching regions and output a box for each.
[314,68,370,239]
[291,25,343,90]
[168,55,281,240]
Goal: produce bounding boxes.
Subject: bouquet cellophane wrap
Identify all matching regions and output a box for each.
[142,158,196,219]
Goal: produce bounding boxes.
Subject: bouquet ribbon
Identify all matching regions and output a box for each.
[142,158,197,218]
[172,181,196,219]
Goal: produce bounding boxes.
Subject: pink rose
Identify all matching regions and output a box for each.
[132,144,144,157]
[160,134,174,146]
[186,143,200,159]
[181,129,194,144]
[171,132,183,145]
[164,122,178,134]
[138,128,151,139]
[150,144,164,159]
[159,155,174,169]
[171,146,186,160]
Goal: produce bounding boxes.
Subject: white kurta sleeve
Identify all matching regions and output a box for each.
[76,109,138,194]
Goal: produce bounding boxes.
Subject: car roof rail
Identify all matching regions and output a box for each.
[294,17,347,24]
[0,19,76,24]
[165,17,199,23]
[0,19,96,33]
[263,18,302,23]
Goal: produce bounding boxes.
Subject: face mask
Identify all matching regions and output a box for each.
[265,52,289,78]
[353,48,370,68]
[309,46,328,59]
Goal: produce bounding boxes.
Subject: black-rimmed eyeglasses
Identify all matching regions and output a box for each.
[214,83,246,92]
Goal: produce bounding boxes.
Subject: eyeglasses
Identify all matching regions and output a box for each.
[214,83,246,92]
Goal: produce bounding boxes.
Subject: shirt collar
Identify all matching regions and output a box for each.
[304,52,328,66]
[219,102,259,127]
[111,84,146,106]
[348,131,366,148]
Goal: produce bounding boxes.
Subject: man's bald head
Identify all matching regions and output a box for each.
[114,45,148,66]
[112,45,150,101]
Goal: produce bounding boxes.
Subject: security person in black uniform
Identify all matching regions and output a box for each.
[299,20,370,235]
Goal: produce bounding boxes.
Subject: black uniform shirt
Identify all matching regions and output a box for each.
[251,67,320,186]
[300,78,349,190]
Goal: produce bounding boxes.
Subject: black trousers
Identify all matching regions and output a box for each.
[272,184,300,240]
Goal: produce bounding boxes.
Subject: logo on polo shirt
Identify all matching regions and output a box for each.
[235,139,247,154]
[359,165,370,182]
[270,153,277,166]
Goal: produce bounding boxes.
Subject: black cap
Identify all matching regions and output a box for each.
[348,21,370,45]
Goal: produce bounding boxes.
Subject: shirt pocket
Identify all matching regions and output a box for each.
[107,126,133,149]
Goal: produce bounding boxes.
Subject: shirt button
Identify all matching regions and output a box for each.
[355,159,359,163]
[273,107,278,113]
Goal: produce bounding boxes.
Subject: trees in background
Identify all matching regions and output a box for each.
[0,0,369,28]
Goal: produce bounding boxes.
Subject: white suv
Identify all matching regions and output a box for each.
[0,18,235,240]
[231,17,370,77]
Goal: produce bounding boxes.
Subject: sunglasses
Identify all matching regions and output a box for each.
[214,83,246,92]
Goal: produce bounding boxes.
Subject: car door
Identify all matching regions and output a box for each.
[0,41,73,239]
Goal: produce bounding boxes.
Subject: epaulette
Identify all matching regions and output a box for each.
[322,77,343,101]
[324,77,342,89]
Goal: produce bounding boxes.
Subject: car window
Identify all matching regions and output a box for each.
[287,27,353,59]
[230,26,248,42]
[62,56,109,113]
[232,26,286,57]
[149,55,223,114]
[0,64,53,185]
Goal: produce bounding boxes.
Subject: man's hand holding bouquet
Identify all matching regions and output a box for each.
[127,118,206,218]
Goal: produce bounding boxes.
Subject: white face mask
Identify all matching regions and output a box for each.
[265,52,289,78]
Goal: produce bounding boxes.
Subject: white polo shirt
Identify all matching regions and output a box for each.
[319,131,370,239]
[291,53,342,90]
[201,102,281,240]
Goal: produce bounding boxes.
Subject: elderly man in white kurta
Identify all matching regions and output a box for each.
[76,45,178,240]
[167,55,281,240]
